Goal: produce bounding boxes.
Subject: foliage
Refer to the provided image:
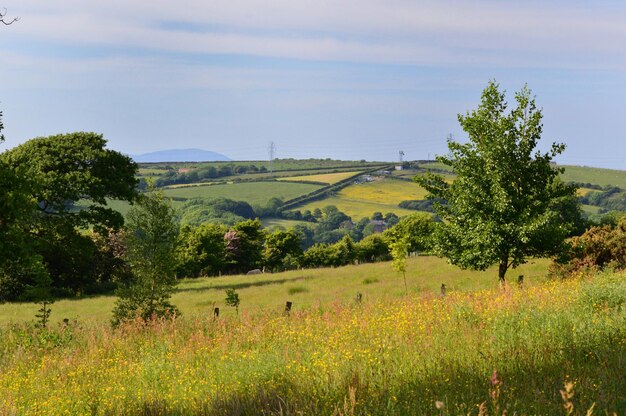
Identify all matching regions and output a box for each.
[263,229,303,272]
[35,300,53,329]
[383,212,435,254]
[176,223,228,277]
[224,219,265,274]
[89,230,133,290]
[0,111,50,302]
[301,243,346,268]
[224,288,240,315]
[417,81,581,282]
[112,189,180,326]
[355,234,391,263]
[2,132,137,233]
[398,198,441,212]
[389,236,410,295]
[179,197,255,226]
[550,217,626,279]
[0,132,138,299]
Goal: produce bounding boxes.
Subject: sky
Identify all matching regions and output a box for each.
[1,1,625,168]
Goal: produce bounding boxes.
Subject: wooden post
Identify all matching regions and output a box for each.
[213,307,219,318]
[285,301,292,315]
[440,283,446,297]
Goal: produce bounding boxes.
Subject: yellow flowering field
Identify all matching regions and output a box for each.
[277,171,363,185]
[1,273,625,415]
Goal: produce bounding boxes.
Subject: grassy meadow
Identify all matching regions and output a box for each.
[560,165,626,189]
[162,182,323,206]
[1,267,624,415]
[0,256,550,325]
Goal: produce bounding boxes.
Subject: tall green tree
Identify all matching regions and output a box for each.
[112,189,180,325]
[2,132,137,232]
[1,132,138,296]
[417,81,580,284]
[176,223,228,277]
[225,219,265,274]
[0,110,49,302]
[263,229,302,272]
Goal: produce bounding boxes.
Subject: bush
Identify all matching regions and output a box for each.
[550,217,626,279]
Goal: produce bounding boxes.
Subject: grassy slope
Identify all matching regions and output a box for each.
[560,165,626,189]
[162,182,323,206]
[0,256,550,325]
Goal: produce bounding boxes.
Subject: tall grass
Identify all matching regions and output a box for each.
[1,272,624,415]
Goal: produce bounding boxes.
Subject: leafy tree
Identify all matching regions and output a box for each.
[355,234,391,263]
[417,82,580,283]
[112,189,180,325]
[225,288,240,316]
[336,234,357,265]
[263,229,303,272]
[389,237,410,295]
[225,219,265,274]
[0,111,49,302]
[2,132,138,233]
[176,223,228,277]
[1,132,138,296]
[384,212,435,253]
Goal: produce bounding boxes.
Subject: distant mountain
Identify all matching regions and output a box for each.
[132,149,231,163]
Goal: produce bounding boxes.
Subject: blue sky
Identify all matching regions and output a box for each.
[1,1,625,168]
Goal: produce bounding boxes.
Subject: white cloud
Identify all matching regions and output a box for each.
[3,0,626,69]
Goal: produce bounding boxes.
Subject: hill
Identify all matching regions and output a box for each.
[132,149,231,163]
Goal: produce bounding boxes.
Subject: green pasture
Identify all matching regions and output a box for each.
[560,165,626,188]
[260,218,310,230]
[162,181,323,206]
[0,256,550,326]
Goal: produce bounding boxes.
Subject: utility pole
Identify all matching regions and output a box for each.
[268,141,276,177]
[399,150,405,164]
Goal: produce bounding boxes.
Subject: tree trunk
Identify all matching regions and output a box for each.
[498,255,509,286]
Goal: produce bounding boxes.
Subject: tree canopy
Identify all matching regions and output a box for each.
[417,81,581,283]
[0,131,138,300]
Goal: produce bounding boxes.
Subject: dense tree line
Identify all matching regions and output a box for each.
[175,212,433,277]
[153,164,267,187]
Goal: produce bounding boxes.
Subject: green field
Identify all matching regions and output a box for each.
[260,218,310,230]
[162,181,323,206]
[560,165,626,188]
[294,177,429,219]
[0,256,550,326]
